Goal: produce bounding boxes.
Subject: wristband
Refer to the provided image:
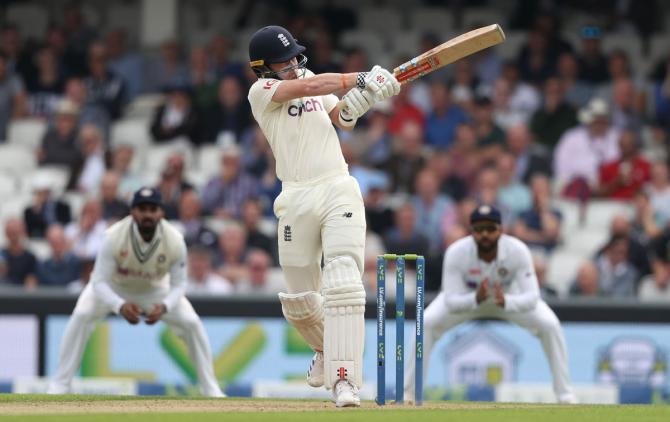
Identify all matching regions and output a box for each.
[341,74,347,90]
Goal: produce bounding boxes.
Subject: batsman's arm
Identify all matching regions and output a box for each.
[503,244,540,312]
[442,248,478,312]
[90,236,125,314]
[271,73,359,103]
[162,241,188,312]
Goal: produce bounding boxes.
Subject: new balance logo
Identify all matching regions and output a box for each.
[342,212,353,218]
[284,225,292,241]
[278,33,290,47]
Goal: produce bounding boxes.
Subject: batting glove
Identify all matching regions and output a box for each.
[341,87,375,120]
[362,65,401,102]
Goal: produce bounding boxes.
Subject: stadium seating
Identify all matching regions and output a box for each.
[7,119,48,151]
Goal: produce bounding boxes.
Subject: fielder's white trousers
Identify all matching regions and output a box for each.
[48,284,223,397]
[404,292,575,402]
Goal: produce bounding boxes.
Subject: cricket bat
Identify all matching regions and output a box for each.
[338,24,505,109]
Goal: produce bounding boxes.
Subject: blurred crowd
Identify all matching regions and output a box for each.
[0,2,670,302]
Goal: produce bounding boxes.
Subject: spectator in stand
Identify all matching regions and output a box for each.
[556,52,594,108]
[569,261,600,297]
[208,34,245,79]
[608,214,652,277]
[202,75,253,144]
[553,98,620,199]
[178,189,218,251]
[64,198,107,260]
[241,199,276,264]
[383,203,429,260]
[146,40,188,92]
[449,124,480,191]
[411,169,457,256]
[473,95,505,150]
[388,81,425,135]
[473,166,511,228]
[23,173,72,238]
[653,62,670,130]
[529,77,578,150]
[577,26,609,85]
[26,47,65,118]
[595,130,650,200]
[601,78,644,132]
[449,59,478,112]
[426,150,468,202]
[506,123,552,183]
[1,218,37,289]
[38,99,81,174]
[105,29,144,103]
[216,224,248,284]
[84,42,125,120]
[0,51,27,140]
[380,120,425,194]
[517,29,556,85]
[309,30,340,74]
[0,24,33,78]
[44,26,68,76]
[188,46,218,110]
[110,142,144,200]
[236,249,284,295]
[593,235,639,297]
[630,191,662,246]
[186,246,234,295]
[514,174,562,252]
[492,62,541,129]
[150,84,199,145]
[99,171,129,222]
[361,100,393,166]
[639,236,670,302]
[155,152,194,220]
[496,152,532,218]
[62,4,98,76]
[364,179,394,237]
[62,77,109,134]
[424,81,469,150]
[37,225,81,287]
[202,143,259,218]
[533,253,558,299]
[75,124,106,195]
[646,162,670,228]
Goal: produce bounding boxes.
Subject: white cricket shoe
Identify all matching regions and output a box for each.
[306,352,324,387]
[46,383,71,395]
[332,380,361,407]
[558,393,579,404]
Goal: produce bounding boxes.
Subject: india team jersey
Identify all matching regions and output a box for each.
[248,70,348,183]
[441,234,540,313]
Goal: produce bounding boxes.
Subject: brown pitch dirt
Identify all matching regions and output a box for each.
[0,399,547,415]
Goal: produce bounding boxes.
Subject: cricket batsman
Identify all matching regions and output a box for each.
[47,187,224,397]
[404,205,578,404]
[247,25,400,406]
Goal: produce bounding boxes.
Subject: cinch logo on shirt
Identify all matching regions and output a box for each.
[288,99,323,116]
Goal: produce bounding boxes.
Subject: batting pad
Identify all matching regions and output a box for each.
[322,256,366,389]
[278,291,325,352]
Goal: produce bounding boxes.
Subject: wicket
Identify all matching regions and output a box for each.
[376,253,425,406]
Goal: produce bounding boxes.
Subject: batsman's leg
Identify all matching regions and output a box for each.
[48,285,111,394]
[404,292,472,401]
[505,301,577,403]
[162,297,224,397]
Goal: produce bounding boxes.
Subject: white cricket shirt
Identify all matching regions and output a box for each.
[441,234,540,313]
[248,70,348,183]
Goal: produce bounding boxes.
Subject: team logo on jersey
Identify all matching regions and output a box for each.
[158,254,166,263]
[263,80,278,90]
[498,267,508,278]
[342,212,353,218]
[284,225,292,241]
[278,33,290,47]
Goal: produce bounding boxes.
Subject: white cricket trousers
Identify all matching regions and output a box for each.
[404,292,575,402]
[274,173,366,293]
[48,284,223,397]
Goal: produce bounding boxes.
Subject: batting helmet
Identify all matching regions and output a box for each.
[248,25,307,78]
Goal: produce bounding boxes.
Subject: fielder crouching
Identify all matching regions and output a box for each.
[47,187,224,397]
[404,204,577,404]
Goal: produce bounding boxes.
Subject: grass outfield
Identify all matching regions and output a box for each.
[0,395,668,422]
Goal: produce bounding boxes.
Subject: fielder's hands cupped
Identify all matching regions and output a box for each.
[494,282,505,308]
[364,65,401,101]
[120,303,142,325]
[144,304,167,325]
[476,278,489,304]
[341,88,375,119]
